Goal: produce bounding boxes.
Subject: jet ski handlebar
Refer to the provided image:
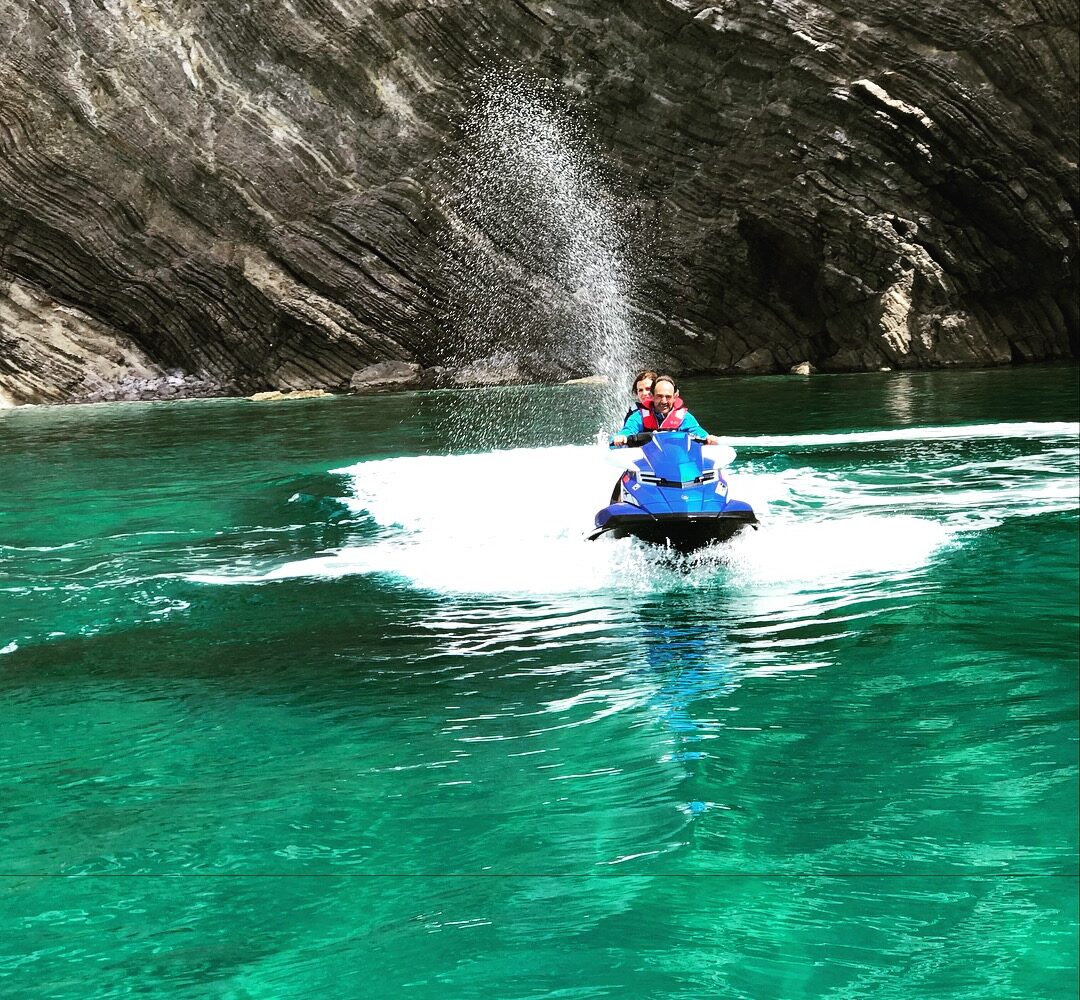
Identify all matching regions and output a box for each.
[615,432,711,448]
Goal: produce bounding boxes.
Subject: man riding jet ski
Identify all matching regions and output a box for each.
[610,374,719,446]
[590,375,757,552]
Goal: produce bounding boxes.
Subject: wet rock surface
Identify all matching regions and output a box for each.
[349,360,430,392]
[0,0,1076,404]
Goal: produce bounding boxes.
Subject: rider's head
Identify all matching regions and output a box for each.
[631,369,657,404]
[652,376,678,416]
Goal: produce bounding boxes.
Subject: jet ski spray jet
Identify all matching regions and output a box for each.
[590,431,757,553]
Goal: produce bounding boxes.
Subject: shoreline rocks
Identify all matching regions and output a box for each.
[73,371,238,405]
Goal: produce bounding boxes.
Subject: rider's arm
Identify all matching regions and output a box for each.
[610,409,644,446]
[681,411,721,445]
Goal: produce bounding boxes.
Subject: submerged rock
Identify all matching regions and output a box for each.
[249,389,332,402]
[0,1,1075,404]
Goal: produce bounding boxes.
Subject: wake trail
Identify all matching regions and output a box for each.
[188,421,1077,595]
[726,421,1079,448]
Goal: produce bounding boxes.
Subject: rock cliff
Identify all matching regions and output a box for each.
[1,0,1076,404]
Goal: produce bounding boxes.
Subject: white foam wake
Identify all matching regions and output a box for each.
[187,421,1076,595]
[726,421,1079,448]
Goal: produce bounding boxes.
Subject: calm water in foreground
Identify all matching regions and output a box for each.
[1,366,1078,999]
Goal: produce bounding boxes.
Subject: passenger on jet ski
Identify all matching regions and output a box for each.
[622,369,657,423]
[611,375,722,446]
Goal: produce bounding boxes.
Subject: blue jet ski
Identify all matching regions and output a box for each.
[590,432,757,553]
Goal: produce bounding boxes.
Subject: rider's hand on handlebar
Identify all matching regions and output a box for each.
[612,435,627,446]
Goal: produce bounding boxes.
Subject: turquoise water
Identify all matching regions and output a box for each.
[1,367,1077,998]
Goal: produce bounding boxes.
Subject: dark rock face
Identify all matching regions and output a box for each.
[0,0,1076,405]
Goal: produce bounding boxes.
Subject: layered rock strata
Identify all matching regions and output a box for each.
[0,0,1076,404]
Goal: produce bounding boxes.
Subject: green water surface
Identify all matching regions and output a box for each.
[1,366,1077,998]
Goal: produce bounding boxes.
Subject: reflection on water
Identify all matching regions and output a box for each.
[884,371,916,424]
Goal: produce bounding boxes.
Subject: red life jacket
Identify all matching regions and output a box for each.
[641,397,686,431]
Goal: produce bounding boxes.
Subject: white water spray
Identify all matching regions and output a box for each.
[440,73,645,429]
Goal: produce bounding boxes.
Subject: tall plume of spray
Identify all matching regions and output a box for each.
[437,72,646,444]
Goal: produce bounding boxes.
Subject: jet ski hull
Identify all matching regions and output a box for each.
[593,509,757,553]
